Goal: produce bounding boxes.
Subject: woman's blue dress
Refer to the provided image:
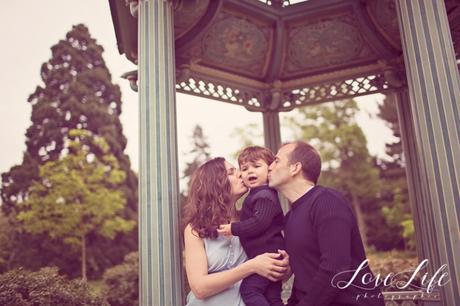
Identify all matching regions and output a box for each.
[186,235,248,306]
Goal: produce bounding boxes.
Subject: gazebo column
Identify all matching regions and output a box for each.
[138,1,183,306]
[263,111,281,152]
[396,1,460,304]
[393,89,440,264]
[262,110,291,212]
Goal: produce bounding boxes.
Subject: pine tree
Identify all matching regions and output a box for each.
[376,95,414,251]
[0,211,14,273]
[182,125,211,194]
[1,24,138,277]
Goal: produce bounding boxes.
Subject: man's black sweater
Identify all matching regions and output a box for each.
[231,185,284,259]
[284,185,384,306]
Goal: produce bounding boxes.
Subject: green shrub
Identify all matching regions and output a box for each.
[0,267,106,305]
[103,252,138,306]
[367,250,419,292]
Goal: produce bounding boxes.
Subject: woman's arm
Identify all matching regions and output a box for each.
[184,224,288,300]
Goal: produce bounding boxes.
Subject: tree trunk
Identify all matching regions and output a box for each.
[7,247,16,271]
[81,234,87,282]
[7,222,17,270]
[351,194,368,249]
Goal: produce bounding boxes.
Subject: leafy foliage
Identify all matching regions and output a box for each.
[367,250,419,291]
[0,211,14,273]
[103,252,139,306]
[230,123,263,153]
[376,95,414,251]
[1,24,138,277]
[16,129,135,280]
[0,267,106,306]
[228,97,414,251]
[229,122,265,162]
[286,99,380,248]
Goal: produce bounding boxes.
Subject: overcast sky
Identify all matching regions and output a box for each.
[0,1,393,190]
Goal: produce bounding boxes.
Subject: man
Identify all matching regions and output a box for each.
[268,141,384,306]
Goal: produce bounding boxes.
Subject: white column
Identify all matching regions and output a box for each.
[138,1,183,305]
[396,1,460,304]
[393,89,440,264]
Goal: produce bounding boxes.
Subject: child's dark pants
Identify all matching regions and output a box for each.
[240,274,284,306]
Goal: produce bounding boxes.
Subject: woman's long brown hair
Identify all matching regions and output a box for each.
[182,157,234,239]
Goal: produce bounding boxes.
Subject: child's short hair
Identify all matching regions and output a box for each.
[238,146,275,167]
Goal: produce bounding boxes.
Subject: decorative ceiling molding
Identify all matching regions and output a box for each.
[174,0,210,39]
[108,0,459,109]
[200,12,272,77]
[366,0,401,50]
[174,59,401,112]
[281,73,392,111]
[283,14,372,77]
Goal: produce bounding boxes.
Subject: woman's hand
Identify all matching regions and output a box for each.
[249,250,290,282]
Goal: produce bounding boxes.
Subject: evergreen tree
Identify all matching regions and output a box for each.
[0,24,138,277]
[0,211,14,273]
[182,125,211,194]
[376,95,414,251]
[286,99,380,248]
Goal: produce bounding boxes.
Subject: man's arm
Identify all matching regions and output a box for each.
[295,192,353,306]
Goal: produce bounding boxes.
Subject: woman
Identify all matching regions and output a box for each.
[182,157,289,305]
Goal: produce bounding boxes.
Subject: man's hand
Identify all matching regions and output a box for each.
[278,250,293,281]
[217,224,233,236]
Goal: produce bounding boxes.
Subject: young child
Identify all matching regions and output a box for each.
[218,146,285,306]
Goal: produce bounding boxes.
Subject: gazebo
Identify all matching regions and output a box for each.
[108,0,460,305]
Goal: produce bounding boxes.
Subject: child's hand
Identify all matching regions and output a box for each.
[217,224,233,236]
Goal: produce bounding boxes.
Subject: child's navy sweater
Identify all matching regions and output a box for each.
[231,185,284,259]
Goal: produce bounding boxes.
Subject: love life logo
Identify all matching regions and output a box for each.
[331,259,450,293]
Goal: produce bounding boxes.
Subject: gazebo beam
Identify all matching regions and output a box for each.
[396,1,460,304]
